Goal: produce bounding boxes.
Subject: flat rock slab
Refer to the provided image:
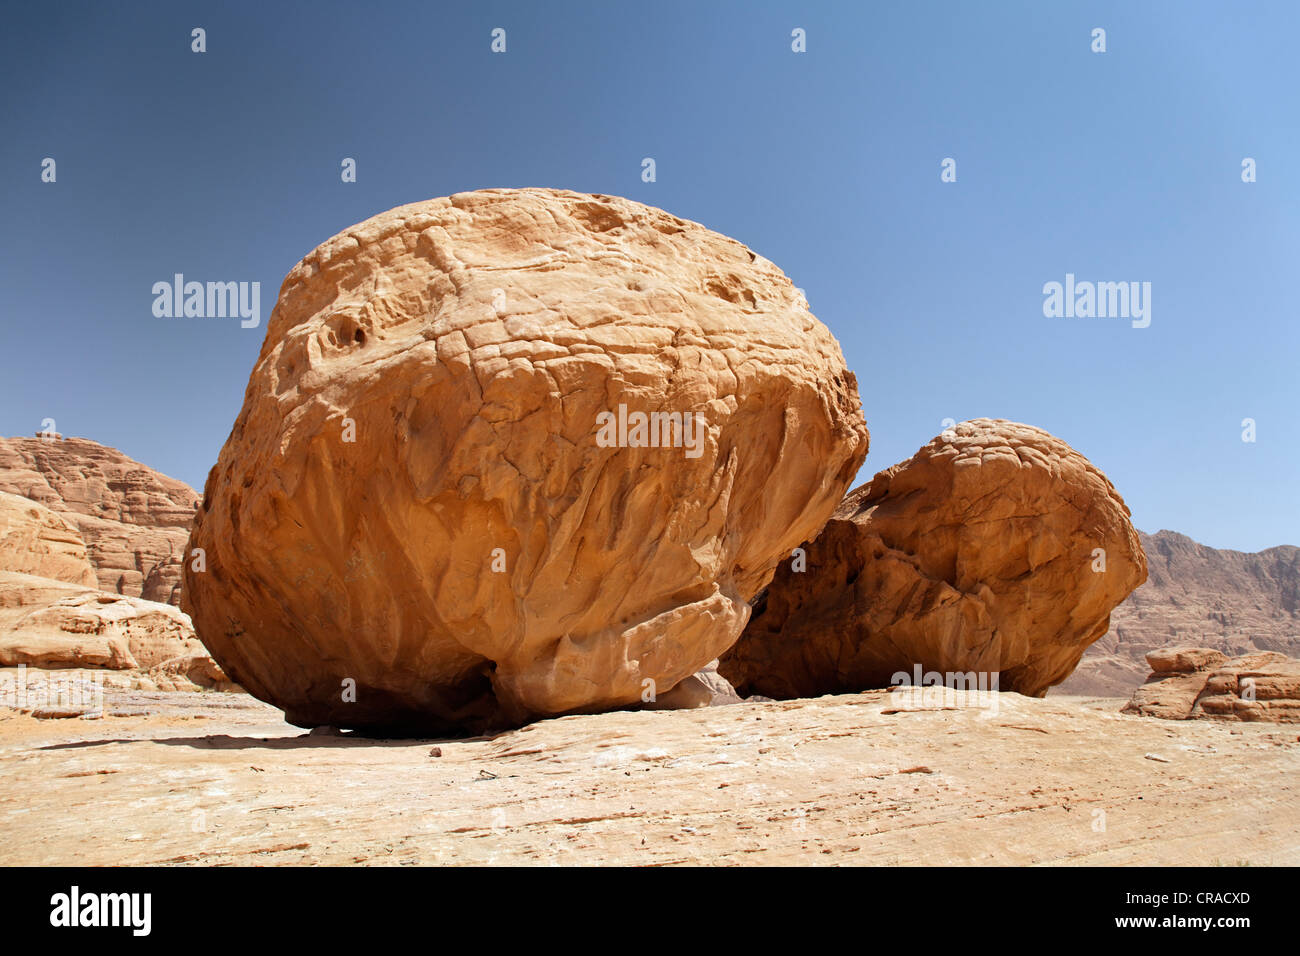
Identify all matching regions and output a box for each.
[0,690,1295,866]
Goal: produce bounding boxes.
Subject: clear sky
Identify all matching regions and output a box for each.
[2,1,1296,551]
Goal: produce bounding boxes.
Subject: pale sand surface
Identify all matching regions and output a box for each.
[1,686,1296,866]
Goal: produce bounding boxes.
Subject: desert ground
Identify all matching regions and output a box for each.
[2,682,1295,867]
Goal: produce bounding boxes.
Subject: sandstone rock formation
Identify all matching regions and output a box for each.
[141,554,185,606]
[1058,531,1300,697]
[184,188,868,733]
[0,570,232,690]
[647,660,741,710]
[719,419,1147,699]
[1122,646,1300,722]
[0,437,199,605]
[0,491,97,587]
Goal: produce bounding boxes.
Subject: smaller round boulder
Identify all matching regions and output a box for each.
[719,419,1148,699]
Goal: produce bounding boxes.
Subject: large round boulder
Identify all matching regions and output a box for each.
[184,188,868,733]
[719,419,1147,699]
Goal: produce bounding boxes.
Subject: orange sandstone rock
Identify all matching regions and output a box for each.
[1123,647,1300,722]
[0,491,97,587]
[0,437,198,604]
[0,569,224,685]
[184,188,868,733]
[719,419,1146,699]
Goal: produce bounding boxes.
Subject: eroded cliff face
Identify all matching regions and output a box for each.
[184,188,869,733]
[0,491,97,587]
[0,436,199,605]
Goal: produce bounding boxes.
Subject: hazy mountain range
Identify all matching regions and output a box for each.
[1056,530,1300,696]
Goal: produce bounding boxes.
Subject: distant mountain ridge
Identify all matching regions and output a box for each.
[1056,529,1300,697]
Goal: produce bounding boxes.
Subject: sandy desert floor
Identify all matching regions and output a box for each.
[1,685,1296,866]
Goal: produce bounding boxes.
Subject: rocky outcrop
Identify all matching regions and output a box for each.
[0,570,232,690]
[0,436,199,605]
[184,188,868,733]
[0,491,97,587]
[1058,531,1300,697]
[648,660,742,710]
[141,554,185,606]
[1122,647,1300,722]
[719,419,1147,699]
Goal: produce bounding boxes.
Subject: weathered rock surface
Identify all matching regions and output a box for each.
[184,188,868,733]
[1059,531,1300,697]
[141,554,185,606]
[719,419,1147,699]
[0,491,97,587]
[0,570,232,690]
[1123,646,1300,722]
[647,660,741,710]
[0,437,199,604]
[3,687,1297,866]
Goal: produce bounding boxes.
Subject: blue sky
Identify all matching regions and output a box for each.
[2,1,1296,551]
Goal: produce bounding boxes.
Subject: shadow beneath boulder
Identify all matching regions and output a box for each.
[38,730,498,751]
